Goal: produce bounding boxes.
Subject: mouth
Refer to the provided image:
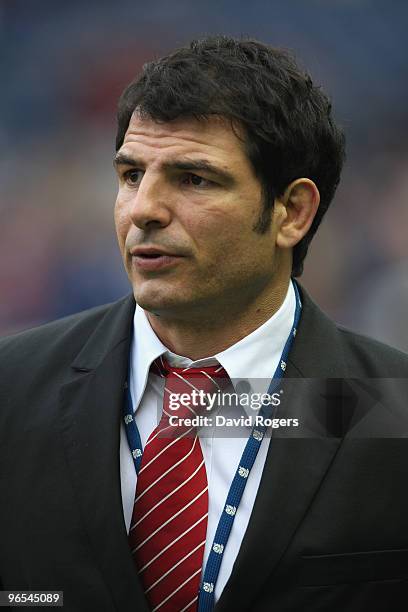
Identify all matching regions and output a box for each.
[130,247,185,271]
[136,253,164,259]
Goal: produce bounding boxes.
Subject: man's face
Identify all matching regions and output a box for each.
[114,113,282,322]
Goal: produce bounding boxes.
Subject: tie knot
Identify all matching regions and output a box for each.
[151,356,230,425]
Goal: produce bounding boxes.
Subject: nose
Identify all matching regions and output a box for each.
[128,171,172,230]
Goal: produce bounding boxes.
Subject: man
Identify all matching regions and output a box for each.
[1,36,408,612]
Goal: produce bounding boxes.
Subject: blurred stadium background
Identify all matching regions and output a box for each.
[1,0,407,352]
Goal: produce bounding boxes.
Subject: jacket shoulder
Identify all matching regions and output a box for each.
[294,282,408,378]
[337,325,408,377]
[0,297,129,367]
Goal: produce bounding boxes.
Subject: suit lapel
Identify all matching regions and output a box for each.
[59,295,149,612]
[216,284,348,612]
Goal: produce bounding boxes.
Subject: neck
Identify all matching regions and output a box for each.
[146,273,292,361]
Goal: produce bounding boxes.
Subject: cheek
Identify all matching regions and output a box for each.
[114,198,128,245]
[193,215,245,265]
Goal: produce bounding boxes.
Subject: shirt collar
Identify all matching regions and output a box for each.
[129,304,168,409]
[130,279,295,405]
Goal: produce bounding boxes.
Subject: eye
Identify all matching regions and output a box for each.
[182,173,212,188]
[123,169,143,186]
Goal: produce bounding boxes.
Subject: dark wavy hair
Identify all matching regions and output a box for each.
[116,35,345,276]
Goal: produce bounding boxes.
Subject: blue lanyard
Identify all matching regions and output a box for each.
[123,279,302,611]
[123,381,143,474]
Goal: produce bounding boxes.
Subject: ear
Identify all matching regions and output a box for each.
[275,178,320,249]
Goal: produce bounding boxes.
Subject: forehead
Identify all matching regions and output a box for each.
[120,112,248,165]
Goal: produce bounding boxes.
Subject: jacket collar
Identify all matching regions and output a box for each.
[286,282,348,378]
[70,294,135,372]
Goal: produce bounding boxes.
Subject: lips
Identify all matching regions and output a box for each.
[130,246,185,271]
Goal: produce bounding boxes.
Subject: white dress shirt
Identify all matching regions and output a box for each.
[120,280,295,602]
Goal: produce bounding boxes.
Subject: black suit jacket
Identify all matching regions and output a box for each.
[1,285,408,611]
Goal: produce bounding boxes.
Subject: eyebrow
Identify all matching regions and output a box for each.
[113,154,235,184]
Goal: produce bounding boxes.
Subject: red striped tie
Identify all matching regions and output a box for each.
[129,357,229,612]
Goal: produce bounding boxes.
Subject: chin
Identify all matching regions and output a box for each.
[133,289,184,315]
